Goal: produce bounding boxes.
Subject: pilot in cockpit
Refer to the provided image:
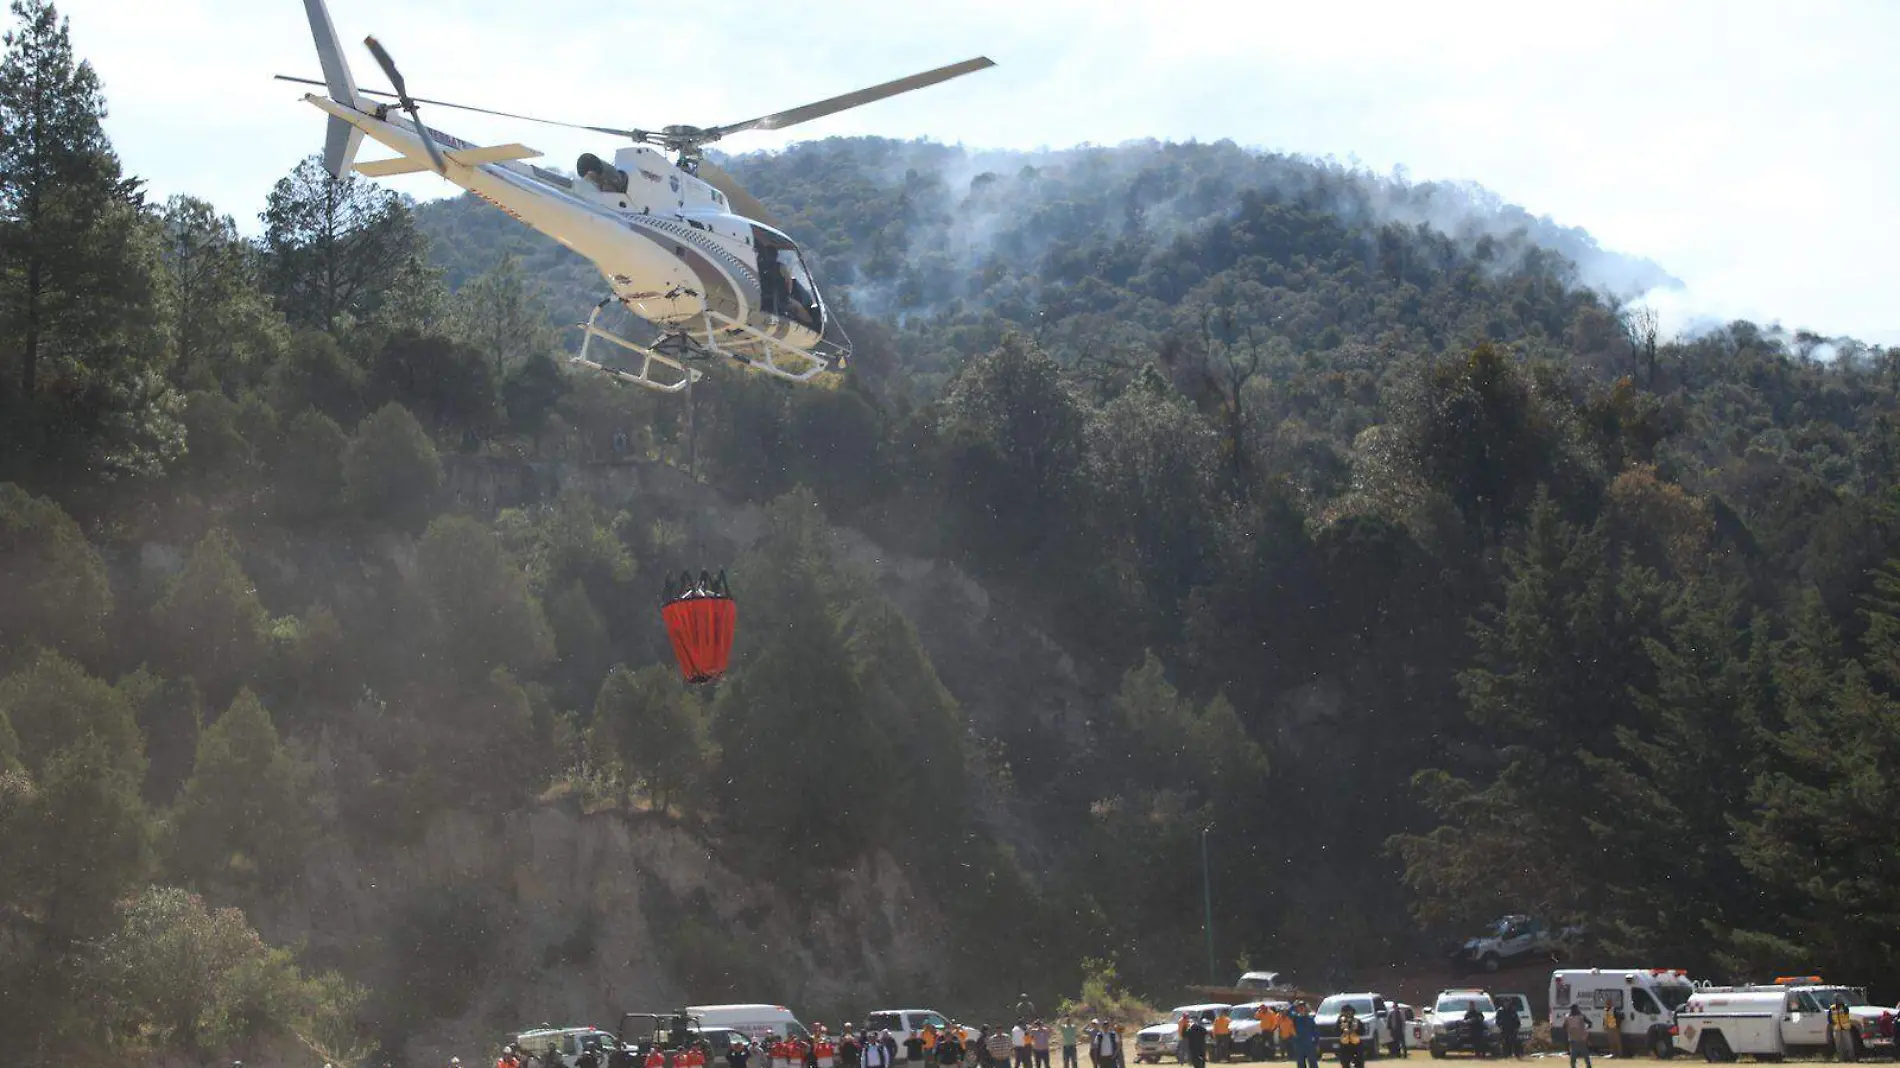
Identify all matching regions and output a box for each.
[758,252,787,317]
[576,153,628,194]
[777,250,817,328]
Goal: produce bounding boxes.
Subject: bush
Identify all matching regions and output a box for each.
[88,886,365,1059]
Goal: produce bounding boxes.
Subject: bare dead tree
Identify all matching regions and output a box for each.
[1201,309,1264,491]
[1623,305,1661,388]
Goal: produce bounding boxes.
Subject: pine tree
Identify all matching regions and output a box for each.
[8,731,151,948]
[0,647,143,777]
[343,401,442,528]
[261,155,425,332]
[116,669,201,805]
[449,252,558,377]
[710,490,890,858]
[1584,580,1778,965]
[1391,491,1664,927]
[0,0,180,478]
[1733,560,1900,977]
[154,529,268,701]
[593,663,710,814]
[936,335,1085,562]
[169,688,308,889]
[415,513,552,678]
[0,480,111,665]
[158,194,286,391]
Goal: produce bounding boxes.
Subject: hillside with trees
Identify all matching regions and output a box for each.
[5,1,1900,1064]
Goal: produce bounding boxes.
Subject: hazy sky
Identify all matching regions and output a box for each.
[40,0,1900,344]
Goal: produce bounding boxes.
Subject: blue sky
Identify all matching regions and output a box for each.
[42,0,1900,344]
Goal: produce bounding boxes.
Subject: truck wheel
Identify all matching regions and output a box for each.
[1429,1044,1446,1061]
[1700,1034,1734,1064]
[1481,954,1500,973]
[1651,1030,1676,1059]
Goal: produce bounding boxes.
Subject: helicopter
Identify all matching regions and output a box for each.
[282,0,993,393]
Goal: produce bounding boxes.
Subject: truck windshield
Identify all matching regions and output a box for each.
[1656,985,1693,1011]
[1318,998,1373,1017]
[1438,999,1494,1014]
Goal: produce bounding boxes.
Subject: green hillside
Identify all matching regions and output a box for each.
[4,1,1900,1064]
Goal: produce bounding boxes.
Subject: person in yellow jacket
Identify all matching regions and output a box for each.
[1212,1013,1232,1063]
[1830,999,1858,1062]
[1256,1006,1280,1062]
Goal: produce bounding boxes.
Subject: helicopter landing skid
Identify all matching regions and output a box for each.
[700,311,841,385]
[571,299,702,394]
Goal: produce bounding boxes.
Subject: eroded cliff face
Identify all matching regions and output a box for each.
[263,802,945,1066]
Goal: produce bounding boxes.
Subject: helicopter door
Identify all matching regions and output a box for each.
[751,225,823,333]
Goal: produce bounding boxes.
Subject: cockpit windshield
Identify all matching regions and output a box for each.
[752,225,824,334]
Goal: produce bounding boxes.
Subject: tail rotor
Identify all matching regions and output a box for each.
[361,35,448,175]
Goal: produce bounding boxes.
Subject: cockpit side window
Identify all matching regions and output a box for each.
[751,226,823,333]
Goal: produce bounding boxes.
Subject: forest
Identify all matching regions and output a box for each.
[5,0,1900,1063]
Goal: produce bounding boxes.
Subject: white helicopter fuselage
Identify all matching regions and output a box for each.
[307,95,834,372]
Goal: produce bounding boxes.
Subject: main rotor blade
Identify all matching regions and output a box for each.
[708,56,995,140]
[696,160,784,231]
[276,74,645,139]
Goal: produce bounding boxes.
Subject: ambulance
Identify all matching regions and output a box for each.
[1548,968,1697,1058]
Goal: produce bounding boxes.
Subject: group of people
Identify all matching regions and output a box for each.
[911,1019,1089,1068]
[698,1019,1090,1068]
[1160,1002,1323,1068]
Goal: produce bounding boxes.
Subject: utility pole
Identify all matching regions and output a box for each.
[1202,824,1216,985]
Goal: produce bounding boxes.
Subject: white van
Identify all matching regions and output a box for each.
[1671,988,1831,1061]
[686,1005,812,1042]
[1549,969,1697,1058]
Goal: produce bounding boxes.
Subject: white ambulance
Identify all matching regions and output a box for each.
[1549,968,1697,1059]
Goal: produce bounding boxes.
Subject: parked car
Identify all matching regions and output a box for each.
[1492,995,1531,1026]
[1135,1006,1231,1064]
[1225,1002,1290,1060]
[1237,973,1289,996]
[1426,990,1499,1059]
[1452,915,1583,974]
[862,1010,978,1047]
[1315,994,1393,1056]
